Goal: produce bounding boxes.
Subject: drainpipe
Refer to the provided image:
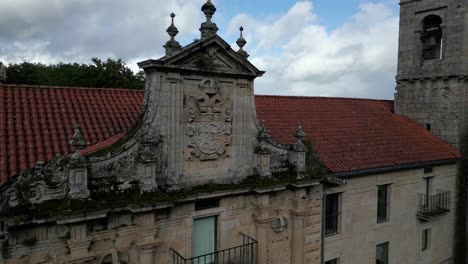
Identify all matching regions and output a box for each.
[321,183,327,264]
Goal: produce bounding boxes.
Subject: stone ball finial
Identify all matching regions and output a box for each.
[200,0,218,39]
[167,13,179,39]
[201,0,217,19]
[236,26,249,58]
[164,12,182,55]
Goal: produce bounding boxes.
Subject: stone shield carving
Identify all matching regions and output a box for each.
[185,80,232,161]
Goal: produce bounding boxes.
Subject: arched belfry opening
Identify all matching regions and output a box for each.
[420,15,443,61]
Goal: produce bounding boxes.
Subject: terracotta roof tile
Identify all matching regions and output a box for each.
[255,95,461,173]
[0,85,461,184]
[0,84,143,183]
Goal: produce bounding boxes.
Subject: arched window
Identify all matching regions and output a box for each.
[421,15,443,60]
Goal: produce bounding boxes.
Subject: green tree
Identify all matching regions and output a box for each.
[4,58,144,89]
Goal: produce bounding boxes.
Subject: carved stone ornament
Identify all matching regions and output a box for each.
[185,79,232,161]
[4,157,69,208]
[271,216,288,233]
[137,129,161,163]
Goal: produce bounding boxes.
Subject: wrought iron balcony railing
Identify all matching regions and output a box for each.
[171,233,258,264]
[417,190,451,221]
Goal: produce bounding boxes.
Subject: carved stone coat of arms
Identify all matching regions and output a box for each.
[185,80,232,161]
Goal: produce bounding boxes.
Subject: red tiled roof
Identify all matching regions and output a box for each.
[0,85,460,184]
[0,84,143,183]
[255,95,461,173]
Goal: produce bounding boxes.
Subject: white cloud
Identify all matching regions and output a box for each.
[0,0,399,99]
[0,0,205,67]
[230,1,399,99]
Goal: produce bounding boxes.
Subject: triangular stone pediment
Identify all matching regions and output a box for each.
[138,35,264,78]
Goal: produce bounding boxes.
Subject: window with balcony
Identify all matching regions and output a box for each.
[171,232,257,264]
[376,242,389,264]
[193,216,217,263]
[377,184,390,223]
[417,177,450,221]
[325,193,341,236]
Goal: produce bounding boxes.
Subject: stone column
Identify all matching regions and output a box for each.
[139,245,156,264]
[135,213,160,264]
[254,194,271,264]
[66,223,94,263]
[290,211,306,264]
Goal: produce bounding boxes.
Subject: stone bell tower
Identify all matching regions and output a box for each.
[394,0,468,262]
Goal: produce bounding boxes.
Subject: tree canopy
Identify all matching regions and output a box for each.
[4,58,144,89]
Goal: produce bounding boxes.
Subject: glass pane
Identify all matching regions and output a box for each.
[377,185,388,222]
[325,193,339,236]
[325,259,338,264]
[376,242,389,264]
[193,216,216,264]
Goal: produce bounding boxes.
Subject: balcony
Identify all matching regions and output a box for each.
[171,233,258,264]
[417,190,451,221]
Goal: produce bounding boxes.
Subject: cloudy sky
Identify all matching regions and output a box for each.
[0,0,400,99]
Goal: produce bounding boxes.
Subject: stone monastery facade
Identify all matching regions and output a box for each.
[0,0,465,263]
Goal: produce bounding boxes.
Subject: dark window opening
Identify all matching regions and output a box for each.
[422,229,430,251]
[377,185,390,223]
[325,258,339,264]
[376,242,389,264]
[425,124,431,131]
[195,198,220,211]
[325,193,341,236]
[421,15,443,61]
[424,167,433,174]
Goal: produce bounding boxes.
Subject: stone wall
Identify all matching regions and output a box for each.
[395,78,465,149]
[3,185,323,264]
[324,164,457,264]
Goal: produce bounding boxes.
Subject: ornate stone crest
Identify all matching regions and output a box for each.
[185,79,232,161]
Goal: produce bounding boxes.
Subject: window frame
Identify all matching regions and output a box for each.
[377,184,390,223]
[325,192,341,237]
[376,242,389,264]
[192,215,218,259]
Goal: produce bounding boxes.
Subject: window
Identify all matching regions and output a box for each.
[422,228,431,251]
[193,216,217,263]
[325,258,339,264]
[195,199,220,211]
[424,167,433,174]
[376,242,389,264]
[424,177,433,207]
[377,185,390,223]
[421,15,443,60]
[325,193,341,236]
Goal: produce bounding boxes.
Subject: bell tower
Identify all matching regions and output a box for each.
[395,0,468,148]
[394,0,468,262]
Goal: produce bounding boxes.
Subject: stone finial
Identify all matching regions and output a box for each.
[236,26,249,59]
[69,123,87,151]
[0,62,6,84]
[68,123,90,199]
[294,122,307,152]
[199,0,219,39]
[163,13,182,55]
[257,120,269,142]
